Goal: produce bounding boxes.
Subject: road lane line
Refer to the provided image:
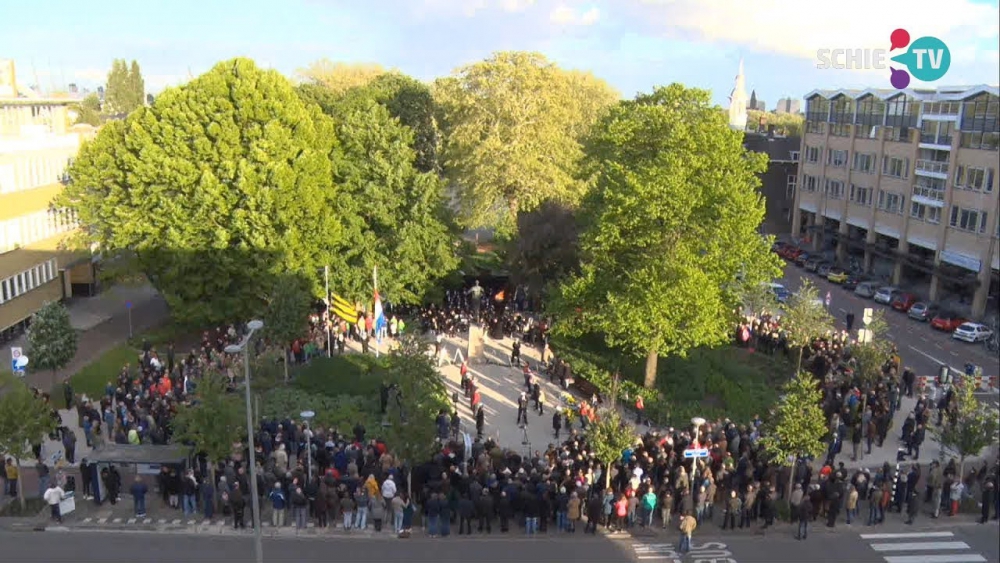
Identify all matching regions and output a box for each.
[861,532,955,539]
[882,556,986,563]
[871,542,970,551]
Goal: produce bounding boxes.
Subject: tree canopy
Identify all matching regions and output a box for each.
[434,51,618,233]
[381,335,451,465]
[59,58,344,327]
[72,93,102,126]
[747,109,803,137]
[760,370,827,470]
[779,279,834,372]
[553,84,781,388]
[297,60,386,95]
[27,301,78,383]
[307,86,458,304]
[104,59,146,115]
[934,374,1000,475]
[171,372,246,466]
[506,201,580,292]
[587,408,636,488]
[0,374,57,508]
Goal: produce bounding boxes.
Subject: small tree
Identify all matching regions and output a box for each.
[0,375,58,509]
[171,372,246,483]
[779,279,834,373]
[848,309,893,414]
[934,374,1000,477]
[262,280,312,382]
[382,335,451,494]
[27,301,78,392]
[587,408,637,489]
[736,279,779,318]
[760,370,828,501]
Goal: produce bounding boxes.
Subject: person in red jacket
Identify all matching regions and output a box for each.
[635,396,645,424]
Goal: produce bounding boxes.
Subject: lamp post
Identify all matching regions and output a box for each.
[691,417,706,448]
[225,319,265,563]
[300,410,315,482]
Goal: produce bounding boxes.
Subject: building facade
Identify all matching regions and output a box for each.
[744,131,800,235]
[0,98,95,339]
[728,59,748,131]
[792,85,999,319]
[775,98,802,114]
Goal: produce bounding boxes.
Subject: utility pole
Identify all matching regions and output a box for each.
[324,265,332,358]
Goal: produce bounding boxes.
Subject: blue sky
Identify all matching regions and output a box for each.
[3,0,998,107]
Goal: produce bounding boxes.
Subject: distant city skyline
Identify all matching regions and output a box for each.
[2,0,998,107]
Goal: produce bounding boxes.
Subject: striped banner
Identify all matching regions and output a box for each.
[330,294,357,324]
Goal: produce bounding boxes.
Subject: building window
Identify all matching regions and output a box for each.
[786,174,797,199]
[806,121,825,134]
[805,145,821,163]
[955,166,995,192]
[825,179,845,199]
[877,190,905,214]
[0,208,80,254]
[882,156,910,179]
[830,123,851,137]
[959,131,1000,151]
[789,151,800,162]
[950,206,988,233]
[852,152,876,174]
[850,184,873,207]
[827,149,848,167]
[803,175,818,192]
[910,202,941,224]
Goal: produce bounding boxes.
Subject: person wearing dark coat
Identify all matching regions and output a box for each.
[797,496,812,540]
[586,494,602,534]
[980,481,996,524]
[458,495,475,534]
[498,491,513,532]
[476,491,494,533]
[905,490,920,524]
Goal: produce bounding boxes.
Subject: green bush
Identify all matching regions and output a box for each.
[259,387,380,435]
[550,333,787,427]
[292,355,386,398]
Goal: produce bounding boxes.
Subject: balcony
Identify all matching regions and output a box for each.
[919,134,953,150]
[912,184,946,203]
[915,159,950,179]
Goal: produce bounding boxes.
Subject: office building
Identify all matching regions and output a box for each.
[775,98,801,114]
[792,85,999,319]
[0,61,96,339]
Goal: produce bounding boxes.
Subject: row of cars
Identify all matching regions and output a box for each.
[774,243,996,345]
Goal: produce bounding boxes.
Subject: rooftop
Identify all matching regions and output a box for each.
[804,84,999,102]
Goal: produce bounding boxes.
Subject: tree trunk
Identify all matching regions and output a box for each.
[604,460,612,490]
[282,347,289,383]
[795,346,804,377]
[785,466,794,518]
[15,456,25,510]
[643,346,658,389]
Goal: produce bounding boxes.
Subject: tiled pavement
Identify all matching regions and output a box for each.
[63,515,386,537]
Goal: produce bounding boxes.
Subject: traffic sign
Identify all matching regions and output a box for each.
[862,307,873,325]
[10,347,22,373]
[125,301,132,310]
[683,448,710,459]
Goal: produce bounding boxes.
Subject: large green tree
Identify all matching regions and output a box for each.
[0,374,57,509]
[305,87,458,304]
[297,60,386,95]
[357,73,441,174]
[71,93,102,126]
[780,279,835,373]
[434,51,618,233]
[104,59,145,115]
[507,201,580,292]
[760,369,828,500]
[553,84,781,388]
[59,58,343,326]
[934,374,1000,477]
[27,301,78,390]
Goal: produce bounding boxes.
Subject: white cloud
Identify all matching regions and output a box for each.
[550,4,600,26]
[633,0,999,67]
[416,0,535,17]
[500,0,537,12]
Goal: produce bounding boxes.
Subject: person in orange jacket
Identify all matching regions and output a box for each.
[635,396,645,424]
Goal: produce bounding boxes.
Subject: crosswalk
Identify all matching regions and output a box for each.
[861,532,987,563]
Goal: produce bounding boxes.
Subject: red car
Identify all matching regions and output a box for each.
[890,293,918,312]
[784,247,804,261]
[930,311,968,332]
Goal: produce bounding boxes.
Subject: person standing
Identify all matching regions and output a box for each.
[510,339,521,366]
[678,511,697,554]
[552,411,562,439]
[130,476,148,518]
[44,482,65,523]
[845,312,855,332]
[980,481,996,524]
[230,484,246,530]
[796,494,812,540]
[269,482,287,527]
[36,459,50,499]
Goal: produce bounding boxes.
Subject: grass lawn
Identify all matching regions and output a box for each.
[65,342,142,400]
[551,333,791,426]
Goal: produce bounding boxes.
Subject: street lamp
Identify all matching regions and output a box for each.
[691,417,706,447]
[225,319,264,563]
[300,410,315,482]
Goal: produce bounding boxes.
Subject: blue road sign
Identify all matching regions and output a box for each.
[125,301,132,309]
[683,448,710,459]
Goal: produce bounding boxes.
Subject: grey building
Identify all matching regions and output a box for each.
[744,130,800,235]
[775,97,801,114]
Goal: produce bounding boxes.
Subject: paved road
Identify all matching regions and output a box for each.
[0,529,630,563]
[780,266,999,384]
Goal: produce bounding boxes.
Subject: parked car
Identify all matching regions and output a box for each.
[890,292,918,312]
[772,286,791,304]
[794,253,811,267]
[842,274,865,290]
[952,322,995,343]
[772,242,786,253]
[930,311,968,332]
[804,258,824,272]
[854,281,878,299]
[827,268,848,284]
[786,247,805,261]
[907,302,939,321]
[873,286,901,305]
[816,263,834,277]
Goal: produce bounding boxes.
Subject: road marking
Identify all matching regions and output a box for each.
[950,351,959,357]
[862,533,955,539]
[187,520,195,525]
[920,337,928,342]
[158,518,166,524]
[171,519,181,524]
[97,518,107,524]
[82,518,92,523]
[112,518,122,523]
[872,542,971,551]
[143,519,152,524]
[882,556,985,563]
[839,308,848,314]
[127,518,136,524]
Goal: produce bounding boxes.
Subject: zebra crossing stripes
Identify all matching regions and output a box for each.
[860,532,987,563]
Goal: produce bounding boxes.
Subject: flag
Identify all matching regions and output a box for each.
[373,266,387,338]
[494,289,505,302]
[330,294,357,324]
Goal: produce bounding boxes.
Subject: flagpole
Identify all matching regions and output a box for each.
[374,266,380,358]
[325,265,332,358]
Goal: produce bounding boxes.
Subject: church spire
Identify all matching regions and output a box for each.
[728,58,748,131]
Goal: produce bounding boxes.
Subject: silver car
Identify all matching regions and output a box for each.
[854,282,878,299]
[873,286,900,304]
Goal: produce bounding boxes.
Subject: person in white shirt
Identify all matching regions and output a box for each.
[44,483,65,523]
[381,475,396,505]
